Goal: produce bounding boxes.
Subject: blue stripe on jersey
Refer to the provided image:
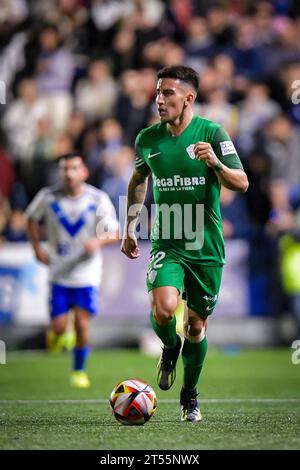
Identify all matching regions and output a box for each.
[50,201,97,237]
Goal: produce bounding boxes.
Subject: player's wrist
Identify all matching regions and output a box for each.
[125,219,137,235]
[213,159,223,172]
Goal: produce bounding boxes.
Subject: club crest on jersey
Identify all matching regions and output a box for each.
[186,144,196,159]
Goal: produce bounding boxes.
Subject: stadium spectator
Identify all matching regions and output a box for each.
[115,70,152,145]
[263,115,300,194]
[230,18,267,79]
[206,6,235,52]
[87,118,123,182]
[37,0,89,55]
[101,145,135,214]
[199,88,239,137]
[237,81,281,153]
[2,209,28,242]
[3,79,48,163]
[184,17,217,72]
[110,25,137,77]
[75,60,116,123]
[220,187,252,240]
[36,24,75,130]
[0,130,15,200]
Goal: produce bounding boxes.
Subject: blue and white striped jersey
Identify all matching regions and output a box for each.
[26,183,119,287]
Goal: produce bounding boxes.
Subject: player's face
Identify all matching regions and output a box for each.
[156,78,192,123]
[59,157,88,189]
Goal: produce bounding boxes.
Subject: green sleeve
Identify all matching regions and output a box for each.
[212,127,244,170]
[134,132,151,176]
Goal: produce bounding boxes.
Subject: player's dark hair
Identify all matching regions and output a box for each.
[157,66,199,92]
[40,23,59,34]
[57,151,86,164]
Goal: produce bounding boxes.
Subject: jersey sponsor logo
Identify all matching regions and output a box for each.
[186,144,196,159]
[148,151,161,159]
[220,141,236,156]
[153,174,205,191]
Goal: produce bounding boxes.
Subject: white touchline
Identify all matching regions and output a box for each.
[0,398,299,404]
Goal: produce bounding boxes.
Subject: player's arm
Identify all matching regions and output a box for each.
[83,231,119,254]
[26,189,50,265]
[219,168,248,193]
[121,169,149,259]
[85,192,120,253]
[27,218,49,265]
[194,129,249,193]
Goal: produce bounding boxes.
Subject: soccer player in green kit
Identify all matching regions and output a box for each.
[121,65,249,422]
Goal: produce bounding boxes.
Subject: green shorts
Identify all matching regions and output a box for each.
[146,247,223,318]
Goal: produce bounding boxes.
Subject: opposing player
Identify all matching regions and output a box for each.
[27,152,119,388]
[121,66,248,421]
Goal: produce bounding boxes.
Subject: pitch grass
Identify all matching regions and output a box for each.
[0,348,300,450]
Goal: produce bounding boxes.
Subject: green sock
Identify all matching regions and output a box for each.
[150,311,177,348]
[182,336,207,390]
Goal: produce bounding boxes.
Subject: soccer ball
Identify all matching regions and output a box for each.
[109,379,157,425]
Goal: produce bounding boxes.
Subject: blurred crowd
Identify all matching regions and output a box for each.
[0,0,300,329]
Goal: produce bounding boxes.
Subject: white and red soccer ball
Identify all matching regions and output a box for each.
[109,379,157,425]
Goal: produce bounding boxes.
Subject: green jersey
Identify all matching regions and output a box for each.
[135,115,244,265]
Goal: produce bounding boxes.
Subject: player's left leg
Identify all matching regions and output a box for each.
[180,264,223,422]
[70,286,99,388]
[71,307,91,388]
[47,314,69,352]
[180,307,207,422]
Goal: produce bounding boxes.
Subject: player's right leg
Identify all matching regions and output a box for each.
[71,307,92,388]
[180,306,207,422]
[47,283,70,352]
[180,264,223,422]
[150,286,182,390]
[147,250,184,390]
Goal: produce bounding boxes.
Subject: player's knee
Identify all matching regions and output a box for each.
[74,313,89,333]
[153,297,177,325]
[154,310,174,326]
[74,318,87,333]
[184,320,206,343]
[52,320,67,335]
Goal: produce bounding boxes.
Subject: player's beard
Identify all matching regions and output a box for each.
[64,179,84,195]
[162,102,187,126]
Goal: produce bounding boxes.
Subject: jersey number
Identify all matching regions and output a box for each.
[150,251,166,270]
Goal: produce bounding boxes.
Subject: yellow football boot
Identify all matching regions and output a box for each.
[70,371,91,388]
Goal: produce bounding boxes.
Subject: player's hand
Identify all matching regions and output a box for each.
[34,246,50,265]
[194,142,220,169]
[83,238,101,254]
[121,233,140,259]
